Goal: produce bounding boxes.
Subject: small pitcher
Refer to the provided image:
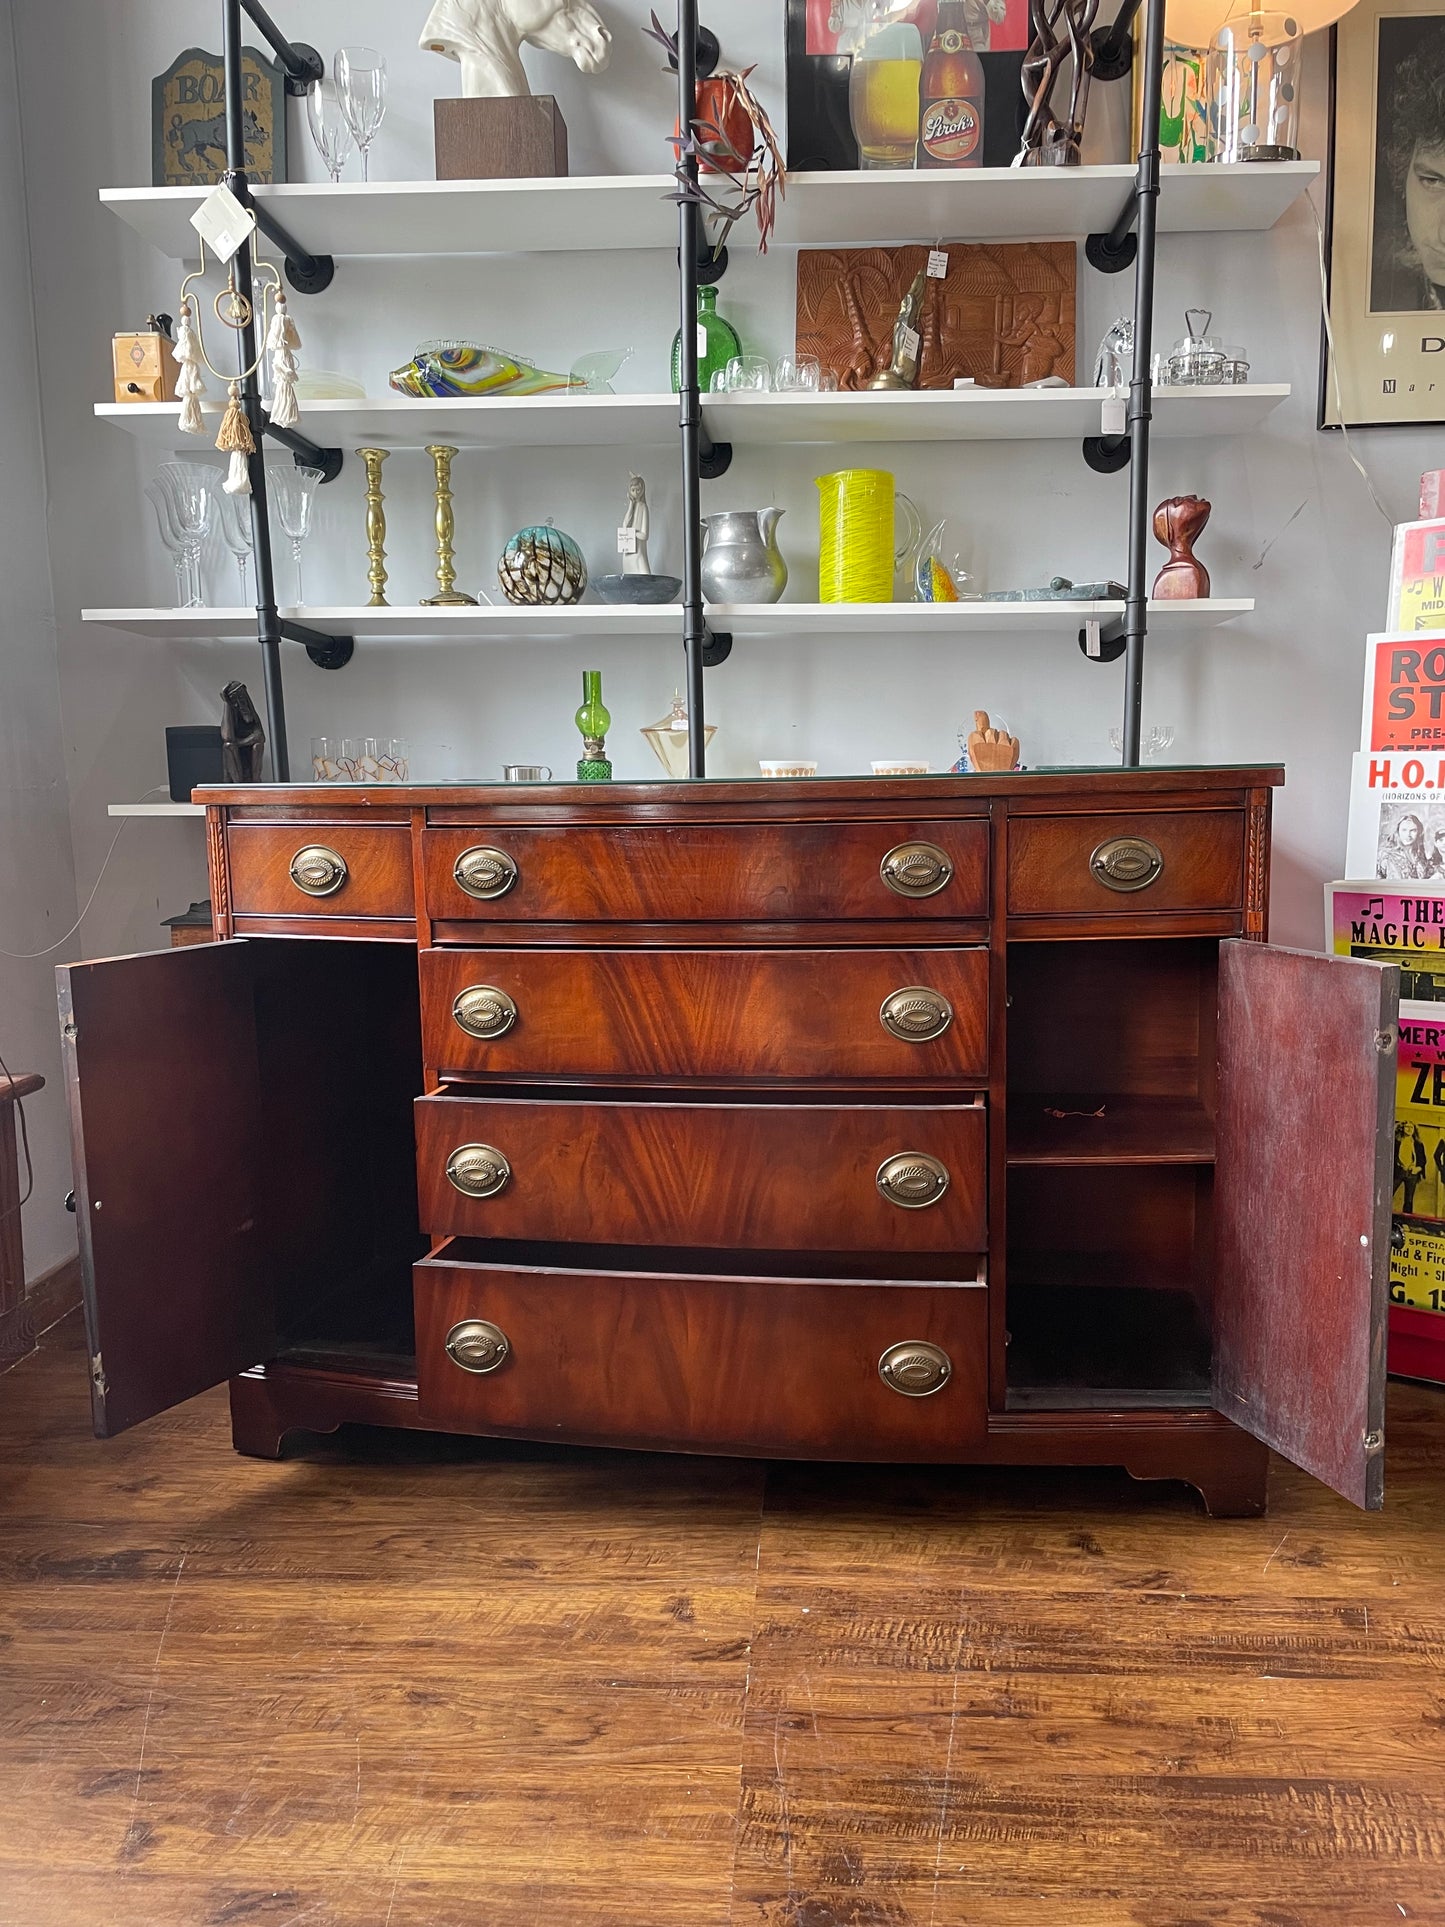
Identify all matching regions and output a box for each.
[700,508,788,605]
[816,470,919,603]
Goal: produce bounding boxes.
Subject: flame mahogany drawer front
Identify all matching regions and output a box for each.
[1007,810,1246,917]
[414,1246,989,1459]
[422,818,989,922]
[225,823,415,920]
[419,946,990,1083]
[415,1095,987,1252]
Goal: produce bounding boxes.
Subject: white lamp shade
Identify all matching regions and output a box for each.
[1164,0,1359,49]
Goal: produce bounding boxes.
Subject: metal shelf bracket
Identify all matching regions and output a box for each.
[279,621,355,671]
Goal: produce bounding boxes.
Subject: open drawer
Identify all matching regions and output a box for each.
[414,1239,988,1459]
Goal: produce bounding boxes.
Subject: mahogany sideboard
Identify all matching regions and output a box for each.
[56,768,1399,1516]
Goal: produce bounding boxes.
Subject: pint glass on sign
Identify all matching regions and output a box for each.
[848,24,924,168]
[919,1,985,168]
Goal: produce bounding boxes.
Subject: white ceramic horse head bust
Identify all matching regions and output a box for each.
[421,0,612,99]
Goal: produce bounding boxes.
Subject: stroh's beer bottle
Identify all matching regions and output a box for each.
[919,2,985,169]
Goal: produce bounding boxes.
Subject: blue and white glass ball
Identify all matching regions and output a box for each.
[498,523,588,606]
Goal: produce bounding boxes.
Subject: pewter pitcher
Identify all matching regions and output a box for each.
[700,507,788,605]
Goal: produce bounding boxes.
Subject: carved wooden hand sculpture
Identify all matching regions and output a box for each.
[967,710,1019,772]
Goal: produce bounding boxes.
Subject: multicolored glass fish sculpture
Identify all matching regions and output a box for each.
[389,340,628,399]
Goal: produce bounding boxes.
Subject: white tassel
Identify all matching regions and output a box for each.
[265,293,302,429]
[224,447,253,496]
[173,299,208,436]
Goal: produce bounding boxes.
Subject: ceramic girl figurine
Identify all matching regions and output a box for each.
[420,0,611,99]
[622,475,651,576]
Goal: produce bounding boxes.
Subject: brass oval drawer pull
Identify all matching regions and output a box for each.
[878,1340,952,1398]
[876,1152,950,1210]
[880,986,953,1042]
[453,985,518,1041]
[445,1143,512,1199]
[1089,835,1164,893]
[880,841,953,899]
[445,1318,511,1376]
[289,844,348,898]
[454,845,519,901]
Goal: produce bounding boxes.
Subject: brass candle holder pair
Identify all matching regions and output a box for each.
[356,443,476,608]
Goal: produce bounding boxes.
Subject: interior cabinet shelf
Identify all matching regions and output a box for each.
[96,385,1290,452]
[1007,1093,1216,1166]
[81,598,1255,645]
[106,802,205,817]
[99,161,1319,262]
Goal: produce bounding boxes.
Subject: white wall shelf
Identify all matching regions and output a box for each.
[97,384,1290,453]
[100,162,1319,263]
[83,599,1254,645]
[107,802,205,817]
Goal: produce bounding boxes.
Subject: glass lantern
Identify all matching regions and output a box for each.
[1167,309,1227,385]
[1206,9,1303,164]
[641,692,716,779]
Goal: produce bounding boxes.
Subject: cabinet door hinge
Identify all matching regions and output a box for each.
[90,1352,108,1399]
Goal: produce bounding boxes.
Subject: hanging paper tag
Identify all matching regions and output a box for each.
[1101,393,1127,438]
[617,526,639,556]
[190,183,256,264]
[696,324,708,356]
[927,249,948,279]
[901,325,921,363]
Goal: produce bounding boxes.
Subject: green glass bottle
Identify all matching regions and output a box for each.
[575,669,612,781]
[670,283,742,394]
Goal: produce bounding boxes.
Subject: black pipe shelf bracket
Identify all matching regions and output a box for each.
[1079,615,1127,663]
[280,621,355,671]
[698,423,733,480]
[264,418,344,482]
[253,203,336,295]
[701,627,732,668]
[1082,433,1130,474]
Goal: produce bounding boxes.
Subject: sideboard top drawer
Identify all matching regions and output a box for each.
[423,818,988,923]
[226,822,414,921]
[1007,810,1245,919]
[415,1244,987,1460]
[420,945,990,1084]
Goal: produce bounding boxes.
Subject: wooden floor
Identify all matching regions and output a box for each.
[2,1315,1445,1925]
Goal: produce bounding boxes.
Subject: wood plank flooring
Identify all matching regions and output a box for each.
[2,1313,1443,1925]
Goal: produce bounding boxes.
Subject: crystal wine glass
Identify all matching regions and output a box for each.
[270,464,324,605]
[217,486,254,603]
[336,47,386,183]
[145,479,190,607]
[156,463,216,608]
[306,78,355,184]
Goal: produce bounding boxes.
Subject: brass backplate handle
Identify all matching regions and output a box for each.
[880,841,953,899]
[289,844,348,898]
[445,1318,511,1375]
[453,985,519,1041]
[880,986,954,1042]
[878,1340,952,1397]
[454,845,519,901]
[445,1143,512,1199]
[876,1151,951,1209]
[1089,835,1164,893]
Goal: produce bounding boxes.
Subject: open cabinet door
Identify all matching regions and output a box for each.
[57,942,275,1438]
[1215,941,1398,1509]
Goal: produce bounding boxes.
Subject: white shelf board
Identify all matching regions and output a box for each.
[107,802,205,817]
[100,161,1319,262]
[82,599,1253,644]
[98,384,1290,453]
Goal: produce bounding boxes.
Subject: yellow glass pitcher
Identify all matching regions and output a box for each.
[816,469,921,603]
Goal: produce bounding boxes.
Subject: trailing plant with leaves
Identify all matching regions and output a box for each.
[644,13,786,255]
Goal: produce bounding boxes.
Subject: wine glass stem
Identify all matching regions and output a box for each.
[173,557,188,609]
[238,556,251,605]
[361,143,370,183]
[186,542,203,608]
[293,542,305,606]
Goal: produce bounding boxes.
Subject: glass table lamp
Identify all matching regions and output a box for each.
[641,692,715,779]
[1164,0,1361,163]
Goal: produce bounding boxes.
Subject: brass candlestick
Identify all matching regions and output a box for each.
[422,443,477,607]
[357,447,389,606]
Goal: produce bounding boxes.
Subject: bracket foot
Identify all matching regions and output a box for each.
[1079,618,1127,663]
[701,628,732,667]
[284,250,336,295]
[699,438,734,481]
[281,40,326,94]
[1085,229,1137,275]
[1082,434,1130,474]
[1089,22,1134,81]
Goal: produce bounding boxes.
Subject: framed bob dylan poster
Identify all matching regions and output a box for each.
[152,46,286,188]
[1323,0,1445,426]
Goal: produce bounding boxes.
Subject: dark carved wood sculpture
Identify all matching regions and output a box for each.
[1151,495,1212,600]
[797,243,1075,391]
[220,680,266,782]
[1018,0,1100,168]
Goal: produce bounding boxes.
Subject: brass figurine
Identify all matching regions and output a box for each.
[868,269,927,391]
[357,447,390,606]
[422,443,478,607]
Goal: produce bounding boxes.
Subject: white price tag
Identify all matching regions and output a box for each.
[617,526,639,556]
[189,183,256,264]
[1101,394,1127,438]
[927,248,948,279]
[697,323,708,356]
[901,325,921,362]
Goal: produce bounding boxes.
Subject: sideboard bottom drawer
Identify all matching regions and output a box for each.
[415,1242,987,1461]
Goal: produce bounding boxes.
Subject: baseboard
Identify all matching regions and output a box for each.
[0,1254,81,1374]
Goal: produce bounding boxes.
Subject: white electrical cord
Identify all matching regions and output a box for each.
[1310,190,1396,528]
[0,787,172,963]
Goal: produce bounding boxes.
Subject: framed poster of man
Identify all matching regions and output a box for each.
[1323,0,1445,426]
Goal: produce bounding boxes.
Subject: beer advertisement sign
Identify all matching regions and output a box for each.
[152,46,286,188]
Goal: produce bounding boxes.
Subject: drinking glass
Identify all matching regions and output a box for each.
[1110,724,1177,762]
[818,368,840,392]
[217,487,254,602]
[145,479,190,607]
[311,737,344,780]
[336,47,386,182]
[375,739,410,782]
[337,738,363,780]
[723,355,772,392]
[775,355,822,392]
[270,464,324,604]
[306,78,355,183]
[156,463,216,607]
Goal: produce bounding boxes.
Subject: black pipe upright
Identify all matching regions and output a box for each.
[1119,0,1167,769]
[223,0,290,779]
[676,0,708,779]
